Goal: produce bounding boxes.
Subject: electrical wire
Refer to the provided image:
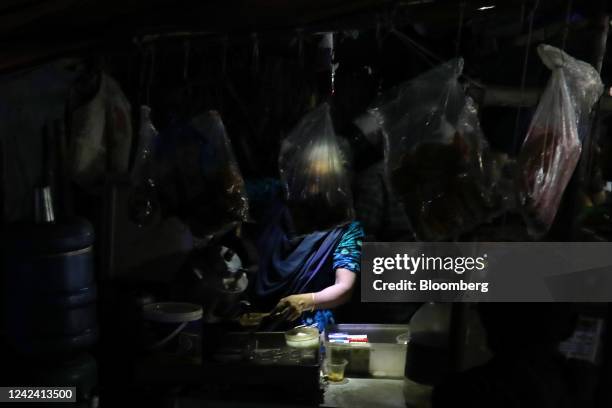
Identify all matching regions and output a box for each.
[183,39,190,81]
[511,0,539,155]
[560,0,573,51]
[455,1,466,61]
[251,33,260,77]
[502,0,539,234]
[144,47,153,107]
[391,25,485,91]
[297,28,304,69]
[391,27,443,67]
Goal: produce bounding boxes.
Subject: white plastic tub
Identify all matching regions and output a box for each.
[325,324,410,378]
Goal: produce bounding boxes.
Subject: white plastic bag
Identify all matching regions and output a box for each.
[70,73,132,187]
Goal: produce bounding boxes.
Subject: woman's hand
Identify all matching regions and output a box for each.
[273,293,315,322]
[272,268,356,322]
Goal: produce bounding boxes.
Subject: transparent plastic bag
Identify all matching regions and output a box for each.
[518,45,603,237]
[279,103,354,235]
[537,44,604,140]
[155,111,249,236]
[131,106,158,188]
[371,59,507,241]
[128,106,160,227]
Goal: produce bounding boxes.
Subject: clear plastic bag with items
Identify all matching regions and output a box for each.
[155,111,249,236]
[517,45,603,237]
[279,103,354,235]
[371,58,510,241]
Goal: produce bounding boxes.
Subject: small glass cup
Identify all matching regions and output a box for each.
[326,359,349,382]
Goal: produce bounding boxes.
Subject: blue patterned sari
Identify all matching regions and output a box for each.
[255,204,363,330]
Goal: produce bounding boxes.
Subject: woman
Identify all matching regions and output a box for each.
[252,103,362,330]
[254,199,363,330]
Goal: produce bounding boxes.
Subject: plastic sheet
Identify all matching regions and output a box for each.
[279,103,354,235]
[155,111,249,236]
[517,45,603,237]
[371,59,509,241]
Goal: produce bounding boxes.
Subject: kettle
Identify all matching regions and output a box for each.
[176,245,249,323]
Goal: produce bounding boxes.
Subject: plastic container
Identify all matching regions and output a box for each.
[405,302,451,385]
[285,327,320,349]
[143,302,203,353]
[28,352,98,404]
[396,332,411,345]
[326,359,348,382]
[326,324,409,378]
[327,342,371,376]
[369,331,410,378]
[3,216,98,354]
[370,343,408,378]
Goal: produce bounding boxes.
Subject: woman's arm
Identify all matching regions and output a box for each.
[274,268,356,321]
[312,268,356,309]
[275,222,364,321]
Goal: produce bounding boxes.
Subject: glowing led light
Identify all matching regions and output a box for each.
[477,5,496,10]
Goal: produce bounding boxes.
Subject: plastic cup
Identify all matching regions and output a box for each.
[396,332,411,345]
[326,359,349,382]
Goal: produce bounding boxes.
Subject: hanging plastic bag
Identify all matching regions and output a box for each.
[155,111,249,236]
[70,73,132,188]
[537,45,604,141]
[517,45,603,237]
[371,58,509,241]
[279,103,354,235]
[131,106,158,188]
[128,106,160,227]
